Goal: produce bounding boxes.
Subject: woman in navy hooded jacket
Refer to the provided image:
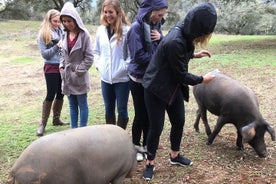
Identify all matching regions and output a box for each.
[126,0,168,161]
[142,2,217,181]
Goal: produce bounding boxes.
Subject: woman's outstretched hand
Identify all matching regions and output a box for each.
[193,50,211,58]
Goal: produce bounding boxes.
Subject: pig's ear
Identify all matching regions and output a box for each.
[242,123,256,142]
[266,124,275,141]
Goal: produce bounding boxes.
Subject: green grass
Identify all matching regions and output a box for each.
[10,56,37,64]
[0,20,275,184]
[210,34,276,44]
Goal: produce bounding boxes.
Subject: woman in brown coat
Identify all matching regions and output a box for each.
[59,2,94,128]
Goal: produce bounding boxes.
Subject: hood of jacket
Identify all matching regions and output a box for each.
[178,2,217,40]
[136,0,168,23]
[60,2,88,33]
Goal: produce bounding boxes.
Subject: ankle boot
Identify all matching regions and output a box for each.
[117,116,129,129]
[52,99,69,126]
[36,100,52,136]
[105,115,116,125]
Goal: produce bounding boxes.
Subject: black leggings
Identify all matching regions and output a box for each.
[45,73,64,101]
[144,89,185,161]
[130,79,149,147]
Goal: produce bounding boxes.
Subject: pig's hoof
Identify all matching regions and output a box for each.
[194,125,199,132]
[206,141,212,145]
[206,130,212,136]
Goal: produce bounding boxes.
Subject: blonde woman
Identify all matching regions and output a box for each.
[142,2,218,181]
[93,0,131,129]
[36,9,68,136]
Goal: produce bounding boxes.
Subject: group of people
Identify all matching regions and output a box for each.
[36,2,93,136]
[36,0,217,181]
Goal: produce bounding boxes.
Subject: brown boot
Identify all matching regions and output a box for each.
[52,99,69,126]
[36,100,52,136]
[117,116,129,130]
[105,115,116,125]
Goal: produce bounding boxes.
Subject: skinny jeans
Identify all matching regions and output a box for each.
[101,81,129,119]
[44,73,64,101]
[67,94,89,128]
[144,89,185,161]
[130,79,149,147]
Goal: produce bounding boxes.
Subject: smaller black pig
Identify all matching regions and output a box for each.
[193,73,275,157]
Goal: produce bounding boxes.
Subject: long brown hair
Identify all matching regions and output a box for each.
[38,9,60,45]
[100,0,130,44]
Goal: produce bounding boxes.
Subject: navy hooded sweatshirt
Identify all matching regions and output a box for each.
[127,0,168,80]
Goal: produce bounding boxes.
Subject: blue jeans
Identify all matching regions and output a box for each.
[67,94,89,128]
[101,81,129,119]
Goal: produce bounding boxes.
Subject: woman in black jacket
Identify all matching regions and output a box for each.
[142,2,217,181]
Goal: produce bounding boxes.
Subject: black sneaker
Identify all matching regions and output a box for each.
[170,154,193,166]
[143,163,155,181]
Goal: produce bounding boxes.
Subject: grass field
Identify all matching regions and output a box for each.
[0,20,276,184]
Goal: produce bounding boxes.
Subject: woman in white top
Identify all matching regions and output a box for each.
[93,0,130,129]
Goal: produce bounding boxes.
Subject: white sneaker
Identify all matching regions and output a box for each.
[142,145,147,153]
[137,152,144,162]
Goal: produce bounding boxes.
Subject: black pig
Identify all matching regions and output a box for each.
[193,73,275,157]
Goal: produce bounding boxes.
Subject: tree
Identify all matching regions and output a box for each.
[216,0,276,34]
[1,0,275,34]
[0,0,95,20]
[121,0,140,21]
[0,0,32,19]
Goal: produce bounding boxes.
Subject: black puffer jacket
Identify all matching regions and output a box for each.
[142,2,217,105]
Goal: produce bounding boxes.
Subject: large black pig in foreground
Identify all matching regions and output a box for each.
[8,125,137,184]
[193,73,275,157]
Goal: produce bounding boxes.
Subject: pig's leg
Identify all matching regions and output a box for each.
[236,129,244,150]
[206,116,226,145]
[200,108,212,136]
[193,108,201,133]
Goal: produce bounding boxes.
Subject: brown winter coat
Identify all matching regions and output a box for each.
[59,2,94,96]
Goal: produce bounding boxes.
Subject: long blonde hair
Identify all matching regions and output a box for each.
[193,33,212,48]
[100,0,130,44]
[38,9,60,45]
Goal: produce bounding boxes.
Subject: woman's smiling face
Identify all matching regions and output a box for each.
[103,4,118,26]
[150,8,167,24]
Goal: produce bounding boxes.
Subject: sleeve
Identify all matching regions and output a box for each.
[167,39,203,86]
[93,28,101,70]
[127,23,153,69]
[75,32,94,76]
[59,54,65,69]
[37,37,59,61]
